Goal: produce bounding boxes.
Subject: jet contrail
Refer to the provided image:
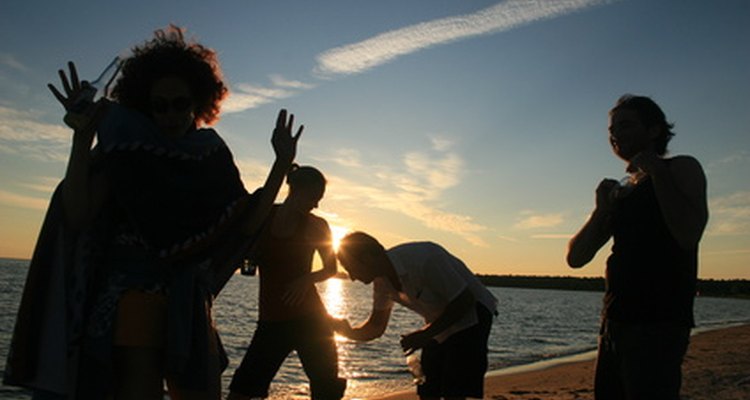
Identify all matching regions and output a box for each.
[315,0,613,77]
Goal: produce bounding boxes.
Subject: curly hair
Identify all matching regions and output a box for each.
[111,25,228,126]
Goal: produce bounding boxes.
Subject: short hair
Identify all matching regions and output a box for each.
[610,94,675,156]
[112,24,228,126]
[286,164,327,196]
[338,231,384,264]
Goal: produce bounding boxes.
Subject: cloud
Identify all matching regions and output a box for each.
[314,0,610,77]
[222,75,315,113]
[269,74,316,90]
[233,158,278,187]
[330,148,363,168]
[323,137,488,246]
[0,106,70,162]
[18,177,60,194]
[223,1,611,110]
[706,150,750,173]
[0,190,49,211]
[0,53,27,72]
[514,210,565,229]
[497,235,520,243]
[403,151,462,193]
[706,191,750,236]
[531,233,572,239]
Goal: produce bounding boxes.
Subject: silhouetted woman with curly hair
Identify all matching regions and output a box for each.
[4,25,302,400]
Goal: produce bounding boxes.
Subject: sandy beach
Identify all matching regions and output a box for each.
[372,323,750,400]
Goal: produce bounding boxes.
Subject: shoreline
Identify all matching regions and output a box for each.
[371,322,750,400]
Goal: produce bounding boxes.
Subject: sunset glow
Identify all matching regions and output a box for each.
[1,1,748,279]
[330,224,350,254]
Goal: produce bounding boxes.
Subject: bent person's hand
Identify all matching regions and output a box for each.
[400,330,431,355]
[329,317,352,335]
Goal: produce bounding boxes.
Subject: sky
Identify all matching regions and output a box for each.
[0,0,748,279]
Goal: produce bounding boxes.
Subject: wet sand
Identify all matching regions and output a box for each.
[371,323,750,400]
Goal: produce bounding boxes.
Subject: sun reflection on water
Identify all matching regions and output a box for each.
[321,277,345,318]
[320,277,352,346]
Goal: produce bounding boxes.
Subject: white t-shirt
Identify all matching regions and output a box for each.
[372,242,498,342]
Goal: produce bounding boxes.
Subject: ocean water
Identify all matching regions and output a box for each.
[1,259,749,399]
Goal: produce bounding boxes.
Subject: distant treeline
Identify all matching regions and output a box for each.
[476,275,750,299]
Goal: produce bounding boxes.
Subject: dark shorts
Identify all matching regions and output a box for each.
[418,304,493,399]
[229,316,346,400]
[595,319,691,400]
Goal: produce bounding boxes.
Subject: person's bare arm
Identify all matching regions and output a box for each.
[331,307,392,342]
[399,288,476,354]
[49,62,108,230]
[629,152,708,250]
[241,109,302,237]
[567,179,618,268]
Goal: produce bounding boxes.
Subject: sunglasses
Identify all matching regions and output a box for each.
[150,96,193,114]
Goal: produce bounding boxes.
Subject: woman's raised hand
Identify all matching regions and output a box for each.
[272,109,303,165]
[48,62,90,112]
[48,61,103,135]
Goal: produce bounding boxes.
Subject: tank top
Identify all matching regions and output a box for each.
[256,206,326,321]
[604,174,697,326]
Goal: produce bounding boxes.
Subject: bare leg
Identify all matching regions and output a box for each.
[112,346,165,400]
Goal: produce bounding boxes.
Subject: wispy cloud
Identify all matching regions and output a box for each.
[314,0,610,77]
[706,191,750,236]
[324,136,488,246]
[269,74,316,90]
[224,1,611,111]
[0,53,27,72]
[0,106,70,162]
[531,233,572,239]
[223,75,315,113]
[0,190,49,211]
[706,150,750,171]
[497,235,520,243]
[17,176,60,194]
[514,210,565,229]
[330,148,364,168]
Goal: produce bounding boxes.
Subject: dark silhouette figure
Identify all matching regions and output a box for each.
[333,232,498,400]
[228,165,346,400]
[4,25,301,400]
[567,94,708,400]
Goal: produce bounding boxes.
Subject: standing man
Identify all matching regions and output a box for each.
[333,231,497,400]
[567,94,708,399]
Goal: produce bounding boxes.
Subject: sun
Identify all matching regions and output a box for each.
[330,224,350,253]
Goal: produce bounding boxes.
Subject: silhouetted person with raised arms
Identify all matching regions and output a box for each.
[567,94,708,400]
[228,165,346,400]
[4,25,301,400]
[332,231,497,400]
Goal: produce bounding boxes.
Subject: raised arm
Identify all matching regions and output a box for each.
[241,109,302,237]
[48,62,108,230]
[567,178,618,268]
[628,152,708,250]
